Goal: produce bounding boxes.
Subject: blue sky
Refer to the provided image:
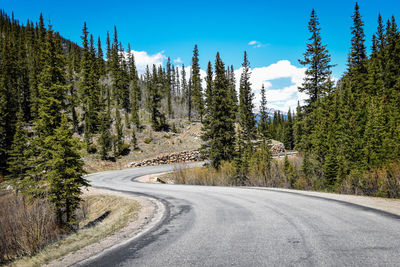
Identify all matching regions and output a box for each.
[3,0,400,111]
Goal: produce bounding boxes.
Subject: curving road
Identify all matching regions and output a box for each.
[80,163,400,267]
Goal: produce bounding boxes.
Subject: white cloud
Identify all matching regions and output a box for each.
[122,50,167,74]
[174,57,183,64]
[120,49,309,112]
[248,40,265,48]
[182,65,207,88]
[234,60,307,112]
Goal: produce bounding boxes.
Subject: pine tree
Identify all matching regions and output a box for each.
[6,109,29,188]
[206,53,236,169]
[98,110,111,160]
[191,45,204,121]
[200,61,213,157]
[97,36,105,76]
[238,51,256,142]
[149,65,167,131]
[203,61,213,131]
[44,114,88,230]
[0,78,7,180]
[283,108,294,150]
[298,9,334,108]
[323,145,338,189]
[293,101,304,150]
[35,25,66,137]
[258,84,269,139]
[128,45,140,128]
[113,107,124,156]
[78,23,99,139]
[348,2,367,73]
[187,74,192,120]
[228,65,238,118]
[166,57,173,118]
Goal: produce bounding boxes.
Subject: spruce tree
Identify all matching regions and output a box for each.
[258,84,269,139]
[191,45,204,121]
[78,23,100,139]
[127,44,140,128]
[181,64,187,107]
[166,57,173,118]
[113,107,124,156]
[348,2,367,73]
[283,108,294,150]
[44,114,88,230]
[238,51,256,142]
[149,65,167,131]
[35,25,65,137]
[6,109,29,188]
[228,65,238,116]
[298,9,334,108]
[206,53,235,169]
[200,61,214,157]
[98,110,111,160]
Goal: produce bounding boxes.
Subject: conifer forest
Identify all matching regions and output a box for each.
[1,2,400,237]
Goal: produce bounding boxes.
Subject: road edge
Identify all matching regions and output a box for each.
[47,188,166,267]
[251,187,400,219]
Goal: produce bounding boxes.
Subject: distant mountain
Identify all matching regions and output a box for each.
[255,108,288,122]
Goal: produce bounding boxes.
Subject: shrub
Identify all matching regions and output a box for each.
[0,190,62,264]
[340,161,400,198]
[173,162,236,186]
[163,134,171,139]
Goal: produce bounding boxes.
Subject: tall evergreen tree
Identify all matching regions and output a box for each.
[298,9,334,108]
[348,2,367,72]
[44,114,88,230]
[98,109,111,160]
[166,57,173,118]
[35,25,65,137]
[283,108,294,150]
[206,53,235,169]
[258,84,269,139]
[6,109,29,188]
[113,107,124,157]
[191,45,204,121]
[238,51,256,142]
[149,65,167,131]
[127,44,140,128]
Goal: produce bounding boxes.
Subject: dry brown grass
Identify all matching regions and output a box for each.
[340,160,400,198]
[169,155,309,190]
[2,192,141,267]
[0,191,62,264]
[171,162,237,186]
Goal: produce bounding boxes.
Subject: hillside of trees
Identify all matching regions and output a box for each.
[1,2,400,233]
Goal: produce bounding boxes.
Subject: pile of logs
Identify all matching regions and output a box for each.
[129,150,201,167]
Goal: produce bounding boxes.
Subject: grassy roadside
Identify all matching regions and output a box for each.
[7,193,141,267]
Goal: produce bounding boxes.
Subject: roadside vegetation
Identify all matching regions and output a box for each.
[0,189,141,266]
[172,155,400,198]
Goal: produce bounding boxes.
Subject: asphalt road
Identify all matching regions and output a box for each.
[81,163,400,267]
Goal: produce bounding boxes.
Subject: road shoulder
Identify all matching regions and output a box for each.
[45,188,165,267]
[260,187,400,217]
